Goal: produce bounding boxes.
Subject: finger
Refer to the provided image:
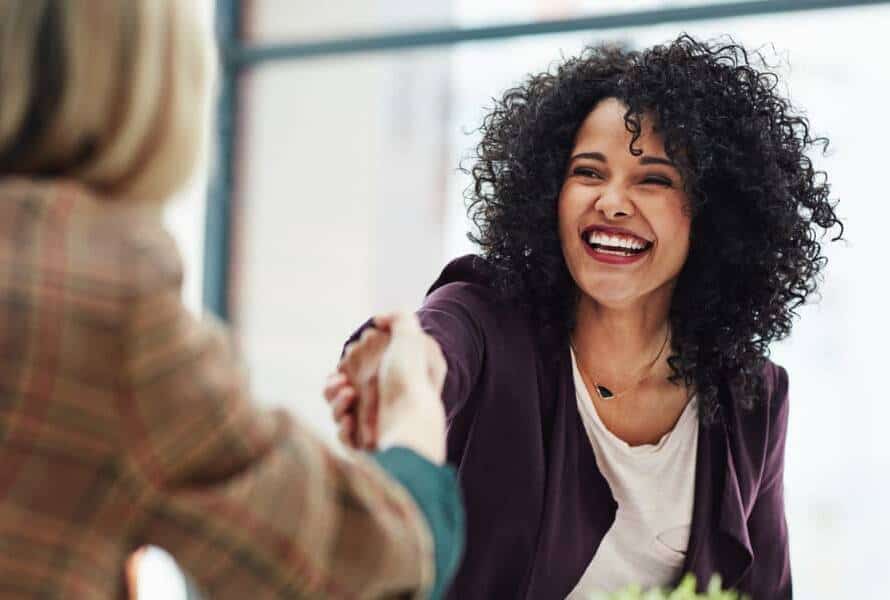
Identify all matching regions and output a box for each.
[354,375,374,449]
[364,384,380,450]
[331,387,357,419]
[325,381,353,407]
[386,311,422,335]
[356,329,388,358]
[340,328,387,370]
[324,372,348,401]
[372,313,396,331]
[341,329,390,383]
[338,414,356,448]
[339,341,361,377]
[373,311,418,332]
[359,377,379,450]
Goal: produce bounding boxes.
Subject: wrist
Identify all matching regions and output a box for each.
[379,390,446,465]
[380,430,446,466]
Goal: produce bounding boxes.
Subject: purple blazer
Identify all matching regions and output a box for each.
[352,255,791,599]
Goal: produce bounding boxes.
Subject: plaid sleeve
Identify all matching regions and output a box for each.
[115,236,435,599]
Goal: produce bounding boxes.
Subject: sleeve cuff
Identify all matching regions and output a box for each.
[373,447,464,600]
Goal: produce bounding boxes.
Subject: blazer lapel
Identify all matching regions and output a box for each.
[683,402,753,591]
[716,433,754,587]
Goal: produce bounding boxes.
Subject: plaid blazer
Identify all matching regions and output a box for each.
[0,178,434,599]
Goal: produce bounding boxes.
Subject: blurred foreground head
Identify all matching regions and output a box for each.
[0,0,215,202]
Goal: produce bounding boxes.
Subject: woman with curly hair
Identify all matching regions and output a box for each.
[328,34,841,599]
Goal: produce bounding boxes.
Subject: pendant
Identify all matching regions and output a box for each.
[595,384,614,399]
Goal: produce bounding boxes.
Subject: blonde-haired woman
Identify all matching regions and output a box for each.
[0,2,462,599]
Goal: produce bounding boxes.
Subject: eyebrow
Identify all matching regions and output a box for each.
[569,152,676,168]
[638,155,676,167]
[569,152,607,163]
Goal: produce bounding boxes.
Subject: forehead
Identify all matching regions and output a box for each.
[573,97,665,156]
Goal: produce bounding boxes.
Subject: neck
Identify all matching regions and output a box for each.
[571,293,672,381]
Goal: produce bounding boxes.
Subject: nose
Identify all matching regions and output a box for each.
[594,184,635,220]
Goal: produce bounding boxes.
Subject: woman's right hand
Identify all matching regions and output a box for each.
[325,313,447,464]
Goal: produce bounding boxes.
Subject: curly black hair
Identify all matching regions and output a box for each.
[466,34,842,424]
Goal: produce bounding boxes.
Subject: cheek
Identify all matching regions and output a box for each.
[661,213,692,263]
[650,201,692,261]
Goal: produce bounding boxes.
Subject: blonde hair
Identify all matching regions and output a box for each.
[0,0,215,202]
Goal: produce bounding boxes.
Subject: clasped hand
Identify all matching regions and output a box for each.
[324,313,447,465]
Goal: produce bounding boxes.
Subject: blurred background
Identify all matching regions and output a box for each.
[151,0,890,597]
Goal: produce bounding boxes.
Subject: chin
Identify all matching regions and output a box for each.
[578,284,642,309]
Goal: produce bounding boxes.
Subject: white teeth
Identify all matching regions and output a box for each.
[586,231,648,250]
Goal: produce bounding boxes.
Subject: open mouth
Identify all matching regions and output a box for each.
[580,227,653,262]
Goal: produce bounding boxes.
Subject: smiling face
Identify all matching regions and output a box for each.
[558,97,691,310]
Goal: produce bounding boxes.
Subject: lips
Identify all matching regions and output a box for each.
[580,225,653,265]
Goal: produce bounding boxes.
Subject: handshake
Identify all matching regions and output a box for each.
[324,313,448,465]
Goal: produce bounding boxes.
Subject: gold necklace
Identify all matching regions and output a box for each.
[571,328,670,402]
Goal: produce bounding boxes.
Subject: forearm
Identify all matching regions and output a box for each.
[135,411,441,599]
[122,296,438,598]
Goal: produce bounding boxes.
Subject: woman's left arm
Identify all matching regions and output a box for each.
[741,363,792,599]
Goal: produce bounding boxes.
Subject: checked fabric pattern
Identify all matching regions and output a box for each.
[0,178,434,599]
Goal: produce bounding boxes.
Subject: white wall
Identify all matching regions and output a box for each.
[237,1,453,440]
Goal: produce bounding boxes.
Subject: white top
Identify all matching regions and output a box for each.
[566,347,699,598]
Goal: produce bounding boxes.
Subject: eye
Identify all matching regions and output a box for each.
[572,166,603,179]
[641,175,673,187]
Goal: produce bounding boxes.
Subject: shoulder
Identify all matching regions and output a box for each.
[762,360,790,447]
[761,360,789,410]
[67,183,183,300]
[422,255,548,357]
[421,255,554,366]
[753,360,790,439]
[76,198,182,300]
[728,360,789,430]
[724,359,791,492]
[423,255,519,329]
[0,178,182,311]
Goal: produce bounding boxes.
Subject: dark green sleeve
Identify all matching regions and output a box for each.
[373,447,465,600]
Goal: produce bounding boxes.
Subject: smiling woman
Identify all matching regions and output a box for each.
[332,34,842,599]
[559,98,691,310]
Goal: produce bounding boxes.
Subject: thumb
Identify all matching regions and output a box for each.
[375,311,421,335]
